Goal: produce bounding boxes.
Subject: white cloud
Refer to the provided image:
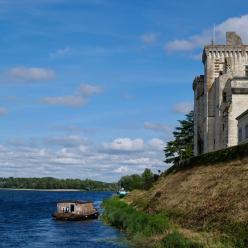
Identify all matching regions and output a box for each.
[113,166,129,174]
[8,66,55,81]
[41,95,87,107]
[103,138,144,152]
[144,122,172,134]
[164,15,248,52]
[141,33,158,45]
[80,84,102,96]
[50,47,71,58]
[173,101,193,114]
[0,135,166,181]
[0,107,8,116]
[148,138,164,150]
[41,83,102,108]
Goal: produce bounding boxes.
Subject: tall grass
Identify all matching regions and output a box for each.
[102,197,203,247]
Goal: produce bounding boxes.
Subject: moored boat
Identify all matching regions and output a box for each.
[52,200,99,221]
[117,188,128,197]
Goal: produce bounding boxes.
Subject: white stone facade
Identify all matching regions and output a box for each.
[236,110,248,144]
[193,32,248,155]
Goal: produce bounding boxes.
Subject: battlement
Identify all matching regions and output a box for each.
[202,32,248,63]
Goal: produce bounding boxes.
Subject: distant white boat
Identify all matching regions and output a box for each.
[117,188,128,197]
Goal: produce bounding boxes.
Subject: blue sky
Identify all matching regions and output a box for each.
[0,0,248,181]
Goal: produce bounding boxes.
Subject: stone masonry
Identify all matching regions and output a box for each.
[193,32,248,155]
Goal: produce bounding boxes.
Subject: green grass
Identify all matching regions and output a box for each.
[102,197,203,248]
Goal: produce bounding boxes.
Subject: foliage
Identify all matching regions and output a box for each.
[166,142,248,174]
[119,174,144,191]
[0,177,117,191]
[119,168,157,191]
[142,168,155,190]
[164,111,194,165]
[102,197,203,248]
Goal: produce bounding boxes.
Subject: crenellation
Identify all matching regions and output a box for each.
[193,32,248,155]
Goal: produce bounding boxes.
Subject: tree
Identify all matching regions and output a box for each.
[119,174,143,191]
[164,110,194,165]
[142,168,154,190]
[118,168,155,191]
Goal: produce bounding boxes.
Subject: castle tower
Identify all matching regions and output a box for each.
[193,32,248,155]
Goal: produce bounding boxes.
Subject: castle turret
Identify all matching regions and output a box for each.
[193,32,248,155]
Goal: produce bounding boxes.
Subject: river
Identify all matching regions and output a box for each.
[0,190,128,248]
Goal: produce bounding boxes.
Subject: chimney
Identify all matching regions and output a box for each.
[226,32,243,45]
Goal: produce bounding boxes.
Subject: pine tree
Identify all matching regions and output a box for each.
[164,111,194,165]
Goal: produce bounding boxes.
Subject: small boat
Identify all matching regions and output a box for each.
[117,188,128,197]
[52,200,99,221]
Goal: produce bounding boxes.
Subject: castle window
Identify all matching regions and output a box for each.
[245,125,248,139]
[245,66,248,77]
[238,128,243,142]
[223,92,227,102]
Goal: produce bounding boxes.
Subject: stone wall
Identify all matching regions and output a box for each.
[193,32,248,155]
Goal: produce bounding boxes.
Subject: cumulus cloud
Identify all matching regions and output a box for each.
[164,15,248,52]
[0,135,166,181]
[113,166,129,174]
[8,66,55,81]
[42,95,87,107]
[103,138,144,152]
[41,83,102,107]
[141,33,158,45]
[80,84,102,96]
[144,122,172,134]
[0,107,8,116]
[172,101,193,114]
[148,138,164,150]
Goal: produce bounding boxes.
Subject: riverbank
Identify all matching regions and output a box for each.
[102,197,203,248]
[102,157,248,247]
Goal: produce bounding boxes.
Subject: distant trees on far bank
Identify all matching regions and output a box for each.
[119,168,159,191]
[0,177,117,191]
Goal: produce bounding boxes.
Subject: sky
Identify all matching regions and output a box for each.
[0,0,248,182]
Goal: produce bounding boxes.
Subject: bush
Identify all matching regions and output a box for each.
[102,198,203,248]
[102,197,169,237]
[166,143,248,174]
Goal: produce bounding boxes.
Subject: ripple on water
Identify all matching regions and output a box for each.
[0,190,128,248]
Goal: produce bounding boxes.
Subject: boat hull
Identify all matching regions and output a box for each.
[52,211,99,221]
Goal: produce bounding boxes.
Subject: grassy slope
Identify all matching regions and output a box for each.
[125,160,248,247]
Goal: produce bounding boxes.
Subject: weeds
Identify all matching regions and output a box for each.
[102,197,203,247]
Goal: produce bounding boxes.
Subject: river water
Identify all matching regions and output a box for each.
[0,190,128,248]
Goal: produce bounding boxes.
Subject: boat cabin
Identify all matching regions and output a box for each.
[56,200,95,215]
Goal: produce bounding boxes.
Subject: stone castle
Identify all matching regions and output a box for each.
[193,32,248,155]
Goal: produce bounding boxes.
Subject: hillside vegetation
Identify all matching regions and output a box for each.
[124,158,248,247]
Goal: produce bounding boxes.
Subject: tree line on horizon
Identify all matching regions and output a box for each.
[0,177,117,191]
[0,112,194,192]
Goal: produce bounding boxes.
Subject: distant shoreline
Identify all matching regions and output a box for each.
[0,188,82,192]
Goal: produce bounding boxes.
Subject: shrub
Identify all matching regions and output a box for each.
[166,143,248,174]
[102,198,203,248]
